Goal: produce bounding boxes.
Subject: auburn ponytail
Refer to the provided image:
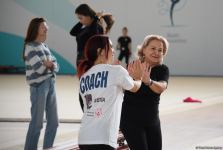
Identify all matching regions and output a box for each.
[77,59,94,78]
[77,34,110,78]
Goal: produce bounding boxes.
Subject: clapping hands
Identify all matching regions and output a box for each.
[127,59,147,80]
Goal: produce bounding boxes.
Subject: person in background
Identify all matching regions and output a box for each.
[23,17,59,150]
[70,3,114,111]
[116,27,132,65]
[77,34,144,150]
[120,35,169,150]
[70,3,114,66]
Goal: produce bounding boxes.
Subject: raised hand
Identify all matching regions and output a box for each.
[128,59,146,80]
[127,61,134,78]
[113,60,121,65]
[142,63,151,84]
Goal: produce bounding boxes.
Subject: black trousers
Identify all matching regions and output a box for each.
[79,144,114,150]
[121,122,162,150]
[77,54,85,112]
[79,93,84,112]
[118,51,130,64]
[76,52,84,67]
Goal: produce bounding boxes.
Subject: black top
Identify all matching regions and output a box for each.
[70,19,103,64]
[121,64,169,125]
[118,36,131,52]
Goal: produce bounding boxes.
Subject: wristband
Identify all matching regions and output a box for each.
[149,79,153,86]
[145,79,153,86]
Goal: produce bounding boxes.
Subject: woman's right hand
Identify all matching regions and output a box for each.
[96,11,103,18]
[43,60,54,70]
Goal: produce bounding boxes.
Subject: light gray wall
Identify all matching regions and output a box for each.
[1,0,223,75]
[74,0,223,76]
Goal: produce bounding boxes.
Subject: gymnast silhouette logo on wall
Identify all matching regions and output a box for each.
[158,0,187,26]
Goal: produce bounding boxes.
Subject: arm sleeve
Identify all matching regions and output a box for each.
[117,37,121,43]
[44,45,59,73]
[25,46,47,74]
[129,37,132,43]
[70,22,83,36]
[156,65,169,83]
[90,21,103,35]
[117,66,134,90]
[50,54,59,73]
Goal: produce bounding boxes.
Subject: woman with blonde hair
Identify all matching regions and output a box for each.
[120,35,169,150]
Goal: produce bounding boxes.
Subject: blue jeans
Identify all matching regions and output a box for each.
[24,77,59,150]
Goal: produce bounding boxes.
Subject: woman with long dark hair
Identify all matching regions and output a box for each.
[23,17,59,150]
[70,3,114,66]
[77,34,144,150]
[70,3,114,111]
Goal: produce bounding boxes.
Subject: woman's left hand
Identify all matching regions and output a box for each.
[128,59,146,80]
[142,63,151,84]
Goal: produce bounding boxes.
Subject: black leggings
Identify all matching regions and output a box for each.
[118,52,130,64]
[121,123,162,150]
[79,144,114,150]
[77,55,84,112]
[79,93,84,112]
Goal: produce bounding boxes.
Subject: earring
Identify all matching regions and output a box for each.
[97,48,102,55]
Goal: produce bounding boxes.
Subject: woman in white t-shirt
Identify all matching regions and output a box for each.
[77,34,144,150]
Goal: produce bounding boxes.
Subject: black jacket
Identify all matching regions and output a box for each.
[70,19,103,64]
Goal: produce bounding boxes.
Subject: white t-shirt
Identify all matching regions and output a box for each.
[78,64,134,148]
